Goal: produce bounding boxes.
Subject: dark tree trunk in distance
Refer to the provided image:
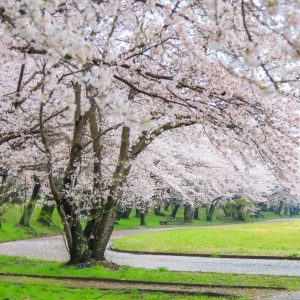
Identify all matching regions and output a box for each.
[37,203,55,226]
[276,201,283,216]
[135,209,141,218]
[140,213,146,226]
[117,208,131,219]
[206,204,215,222]
[154,206,165,216]
[284,204,289,216]
[19,176,41,227]
[170,204,180,218]
[184,205,194,223]
[194,207,199,220]
[163,201,170,211]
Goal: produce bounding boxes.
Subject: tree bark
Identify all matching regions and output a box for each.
[69,221,91,265]
[89,199,118,261]
[19,176,40,227]
[89,127,131,261]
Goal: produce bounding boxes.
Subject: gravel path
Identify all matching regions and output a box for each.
[1,220,300,276]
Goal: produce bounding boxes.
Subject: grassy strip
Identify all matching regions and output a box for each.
[0,256,299,291]
[112,221,300,257]
[0,277,231,300]
[0,204,61,243]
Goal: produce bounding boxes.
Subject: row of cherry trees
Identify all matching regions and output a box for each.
[0,0,299,264]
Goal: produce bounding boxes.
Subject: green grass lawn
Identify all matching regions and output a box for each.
[0,255,299,291]
[112,221,300,257]
[0,204,295,242]
[0,204,61,243]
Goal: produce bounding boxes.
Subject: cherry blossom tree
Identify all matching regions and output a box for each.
[0,0,299,264]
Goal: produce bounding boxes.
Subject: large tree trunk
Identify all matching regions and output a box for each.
[37,202,55,226]
[89,201,118,261]
[68,221,91,265]
[19,176,40,227]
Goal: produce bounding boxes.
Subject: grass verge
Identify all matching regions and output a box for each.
[0,256,299,291]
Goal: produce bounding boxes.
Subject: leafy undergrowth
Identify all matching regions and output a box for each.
[112,221,300,257]
[0,256,299,291]
[0,204,61,243]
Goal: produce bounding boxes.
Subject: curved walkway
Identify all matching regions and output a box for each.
[1,220,300,276]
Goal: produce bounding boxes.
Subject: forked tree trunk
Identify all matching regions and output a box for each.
[37,203,55,226]
[89,202,118,261]
[19,176,40,227]
[89,127,131,262]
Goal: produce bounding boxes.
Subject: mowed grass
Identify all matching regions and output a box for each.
[0,204,61,242]
[112,221,300,257]
[0,278,224,300]
[0,255,300,290]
